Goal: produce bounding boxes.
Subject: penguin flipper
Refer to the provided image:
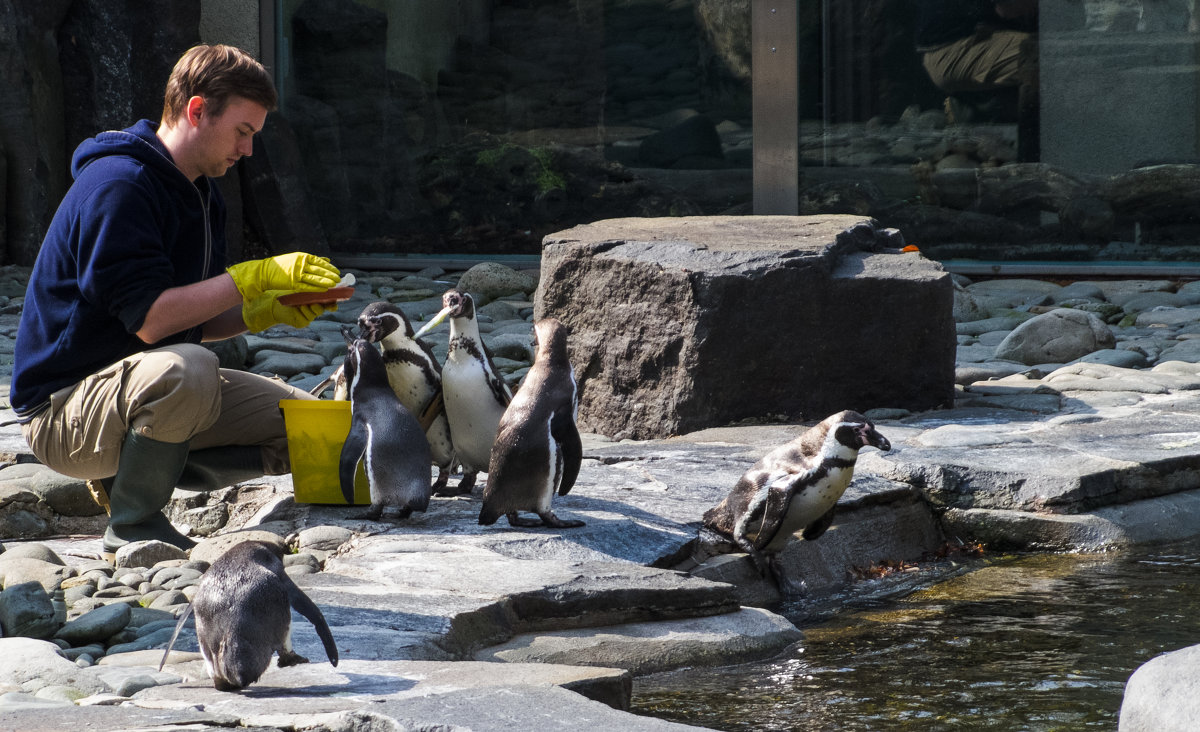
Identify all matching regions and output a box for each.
[158,602,194,672]
[802,505,837,541]
[286,583,339,667]
[338,418,368,504]
[551,413,582,497]
[748,476,803,555]
[309,364,344,397]
[478,498,503,525]
[417,388,445,432]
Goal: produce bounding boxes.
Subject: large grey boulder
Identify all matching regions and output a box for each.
[994,309,1116,364]
[1119,644,1200,731]
[536,215,956,439]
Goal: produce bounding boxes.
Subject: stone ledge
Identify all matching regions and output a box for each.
[473,606,802,675]
[942,487,1200,552]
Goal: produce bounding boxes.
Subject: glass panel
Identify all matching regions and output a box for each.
[804,0,1200,268]
[275,0,753,258]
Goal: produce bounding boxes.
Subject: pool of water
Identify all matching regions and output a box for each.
[632,541,1200,731]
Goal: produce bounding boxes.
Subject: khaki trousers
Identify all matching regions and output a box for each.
[22,343,313,480]
[921,29,1030,93]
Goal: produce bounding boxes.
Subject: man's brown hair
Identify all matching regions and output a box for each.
[162,44,277,124]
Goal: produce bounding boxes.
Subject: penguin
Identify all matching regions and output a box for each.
[308,363,348,401]
[479,318,584,528]
[340,326,434,521]
[696,410,891,593]
[356,301,460,496]
[158,540,338,691]
[414,289,512,493]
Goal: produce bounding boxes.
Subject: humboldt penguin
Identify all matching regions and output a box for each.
[158,540,338,691]
[697,411,890,593]
[340,328,433,520]
[479,318,584,528]
[357,301,459,496]
[414,289,512,492]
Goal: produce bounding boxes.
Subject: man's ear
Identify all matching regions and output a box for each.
[185,95,205,127]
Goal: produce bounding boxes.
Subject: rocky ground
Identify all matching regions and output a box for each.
[0,260,1197,729]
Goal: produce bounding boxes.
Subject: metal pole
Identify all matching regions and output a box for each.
[752,1,799,215]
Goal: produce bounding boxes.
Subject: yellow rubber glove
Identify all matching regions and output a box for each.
[226,253,340,301]
[242,290,338,332]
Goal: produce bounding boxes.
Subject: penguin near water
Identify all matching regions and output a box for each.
[480,318,584,528]
[158,540,338,691]
[356,301,460,496]
[414,289,512,493]
[696,411,891,593]
[340,327,434,520]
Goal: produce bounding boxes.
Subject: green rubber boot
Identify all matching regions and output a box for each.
[176,445,265,492]
[101,430,196,556]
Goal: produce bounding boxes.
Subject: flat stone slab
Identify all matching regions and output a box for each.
[142,659,634,715]
[943,488,1200,552]
[303,535,741,659]
[2,662,710,731]
[865,388,1200,513]
[474,606,802,675]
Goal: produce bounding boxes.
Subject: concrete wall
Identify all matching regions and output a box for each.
[362,0,490,87]
[200,0,261,57]
[277,0,491,88]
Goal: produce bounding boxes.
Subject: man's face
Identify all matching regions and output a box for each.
[192,96,268,178]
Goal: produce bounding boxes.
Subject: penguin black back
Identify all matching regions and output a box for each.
[159,540,338,691]
[480,318,584,528]
[340,331,433,518]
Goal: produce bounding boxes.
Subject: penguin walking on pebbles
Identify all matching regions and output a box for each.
[696,411,890,593]
[340,327,434,520]
[159,540,338,691]
[357,301,459,496]
[479,318,584,528]
[414,289,512,493]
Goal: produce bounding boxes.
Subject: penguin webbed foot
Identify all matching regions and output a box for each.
[435,470,476,497]
[276,649,309,667]
[431,468,451,495]
[500,511,584,528]
[538,511,585,529]
[348,504,385,522]
[505,511,545,527]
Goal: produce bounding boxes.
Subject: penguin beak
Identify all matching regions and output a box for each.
[340,324,357,344]
[414,306,452,340]
[863,425,891,452]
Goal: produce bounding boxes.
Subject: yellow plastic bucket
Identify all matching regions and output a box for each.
[280,399,370,505]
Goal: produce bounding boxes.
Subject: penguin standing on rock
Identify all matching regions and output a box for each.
[414,289,512,493]
[480,318,584,528]
[340,327,433,520]
[158,540,338,691]
[696,410,891,593]
[356,301,459,496]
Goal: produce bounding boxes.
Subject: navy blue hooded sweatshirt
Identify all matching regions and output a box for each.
[12,119,227,420]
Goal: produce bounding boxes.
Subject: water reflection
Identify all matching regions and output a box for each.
[633,542,1200,731]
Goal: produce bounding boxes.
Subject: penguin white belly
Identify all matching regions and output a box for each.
[442,358,507,471]
[384,360,434,413]
[537,420,560,514]
[761,466,853,553]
